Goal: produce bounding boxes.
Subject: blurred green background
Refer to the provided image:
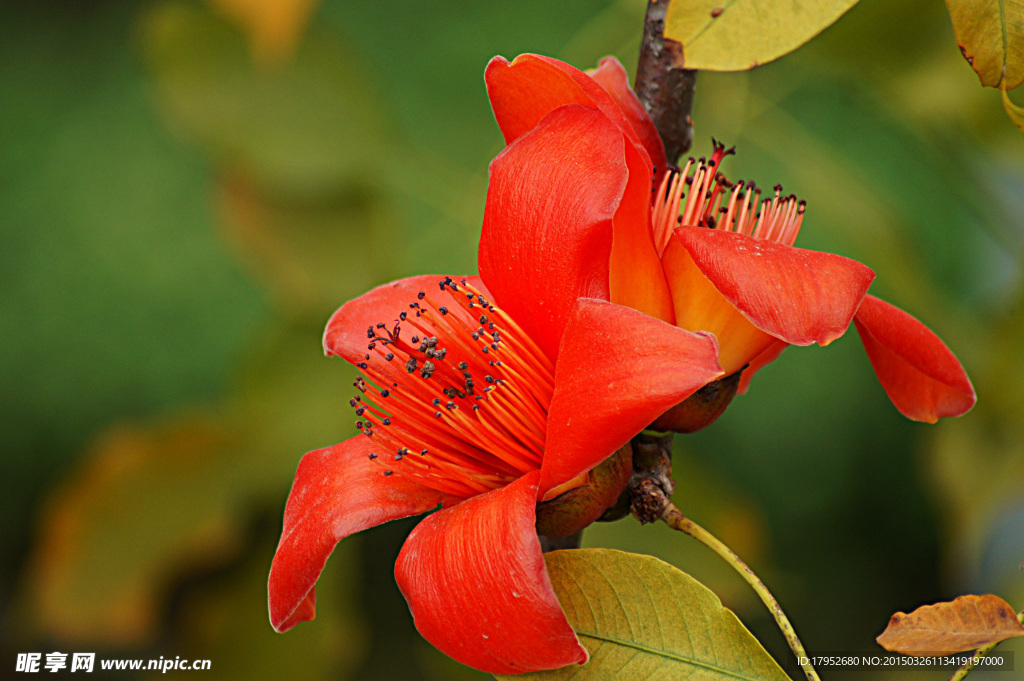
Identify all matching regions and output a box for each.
[2,0,1022,679]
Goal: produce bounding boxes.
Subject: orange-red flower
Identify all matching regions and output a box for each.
[269,53,975,676]
[484,53,975,425]
[266,60,735,671]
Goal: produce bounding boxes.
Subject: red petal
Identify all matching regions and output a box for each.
[589,56,667,181]
[853,294,975,422]
[395,471,587,674]
[661,237,777,374]
[485,54,648,166]
[737,339,789,395]
[672,227,876,346]
[540,299,723,495]
[268,437,454,632]
[323,274,482,365]
[609,129,675,324]
[479,106,627,360]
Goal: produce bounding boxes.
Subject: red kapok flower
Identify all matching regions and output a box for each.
[268,101,729,675]
[484,54,976,427]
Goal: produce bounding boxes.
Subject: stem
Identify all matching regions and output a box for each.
[947,609,1024,681]
[634,0,697,164]
[661,503,820,681]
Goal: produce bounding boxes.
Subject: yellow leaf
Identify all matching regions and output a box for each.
[876,594,1024,656]
[207,0,321,64]
[944,0,1024,90]
[1003,84,1024,135]
[500,549,789,680]
[664,0,859,71]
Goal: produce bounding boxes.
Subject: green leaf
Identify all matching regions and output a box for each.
[500,549,790,681]
[944,0,1024,90]
[664,0,858,71]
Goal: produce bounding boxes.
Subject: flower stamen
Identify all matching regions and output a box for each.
[352,278,554,499]
[652,141,806,253]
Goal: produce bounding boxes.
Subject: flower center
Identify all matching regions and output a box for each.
[651,140,806,255]
[351,277,554,499]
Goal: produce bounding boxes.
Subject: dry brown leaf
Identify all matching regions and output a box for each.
[877,594,1024,656]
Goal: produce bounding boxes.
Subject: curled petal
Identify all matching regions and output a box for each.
[541,299,723,495]
[737,339,789,395]
[589,56,667,180]
[672,227,876,347]
[323,274,487,365]
[395,471,587,675]
[485,53,650,167]
[480,106,627,360]
[662,237,776,374]
[269,437,454,632]
[853,294,975,422]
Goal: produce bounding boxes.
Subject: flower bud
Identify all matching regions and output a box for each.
[650,369,743,433]
[535,444,632,537]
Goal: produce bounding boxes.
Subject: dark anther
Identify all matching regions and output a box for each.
[473,404,480,411]
[439,306,449,315]
[420,449,428,455]
[411,335,420,344]
[435,411,442,418]
[399,311,407,321]
[446,401,456,410]
[432,398,441,406]
[368,452,378,460]
[355,421,363,429]
[385,353,394,361]
[357,362,368,369]
[368,342,376,350]
[364,354,370,360]
[355,407,365,416]
[482,346,489,353]
[384,470,393,476]
[490,343,498,350]
[349,398,358,407]
[472,333,479,340]
[479,315,488,324]
[421,361,435,379]
[367,326,375,339]
[405,358,418,373]
[394,453,403,461]
[458,361,468,370]
[382,418,392,426]
[381,390,390,397]
[418,291,426,300]
[376,322,386,329]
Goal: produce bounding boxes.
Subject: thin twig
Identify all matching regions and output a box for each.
[634,0,697,164]
[947,609,1024,681]
[661,503,821,681]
